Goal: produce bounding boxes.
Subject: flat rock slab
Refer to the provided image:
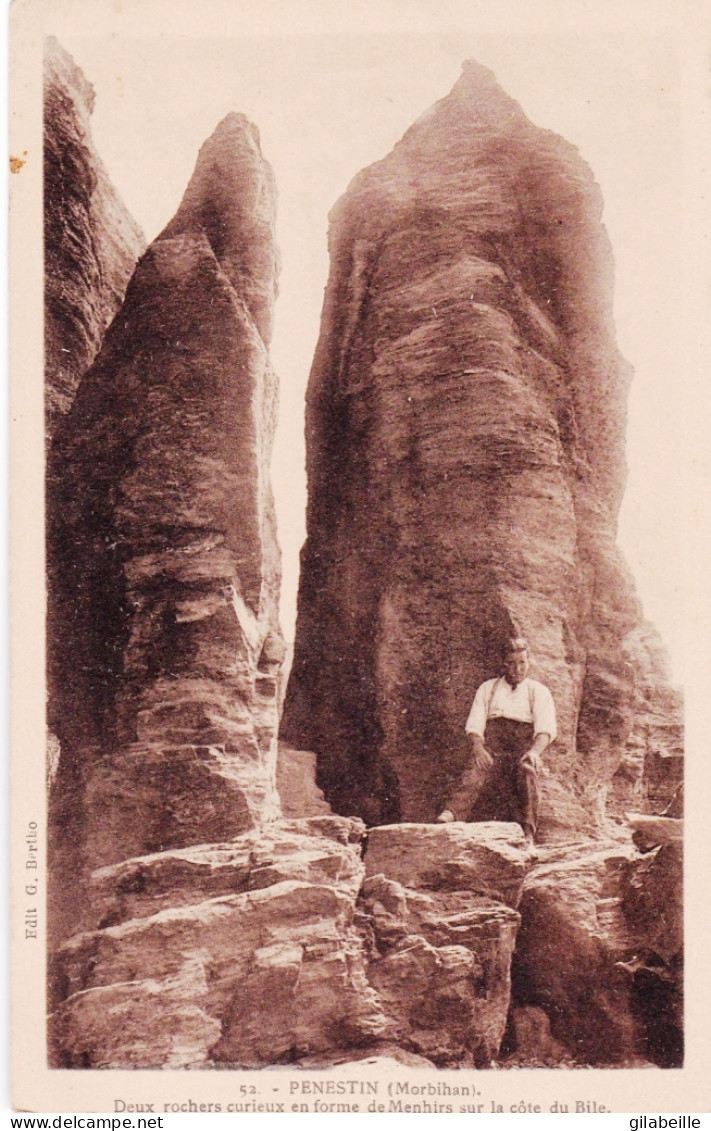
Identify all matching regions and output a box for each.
[277,743,331,818]
[626,813,683,851]
[83,815,365,931]
[365,822,527,909]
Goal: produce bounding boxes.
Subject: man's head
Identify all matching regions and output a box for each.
[502,637,529,688]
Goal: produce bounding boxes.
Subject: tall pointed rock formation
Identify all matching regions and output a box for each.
[47,114,284,945]
[44,38,145,441]
[281,61,682,831]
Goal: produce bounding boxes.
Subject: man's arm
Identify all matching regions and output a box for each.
[521,731,550,774]
[523,683,557,773]
[465,681,495,770]
[467,731,493,770]
[465,678,492,750]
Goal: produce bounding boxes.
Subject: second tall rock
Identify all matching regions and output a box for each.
[47,115,285,940]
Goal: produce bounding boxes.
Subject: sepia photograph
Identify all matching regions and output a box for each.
[10,0,710,1114]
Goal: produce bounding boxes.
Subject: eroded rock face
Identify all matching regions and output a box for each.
[51,819,527,1069]
[44,38,145,441]
[365,822,526,908]
[51,818,387,1069]
[360,823,525,1066]
[511,843,641,1064]
[47,114,284,948]
[607,625,684,817]
[504,1005,572,1067]
[510,835,683,1067]
[360,878,519,1067]
[280,60,683,832]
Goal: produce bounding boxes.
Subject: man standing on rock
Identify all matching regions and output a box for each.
[437,638,556,845]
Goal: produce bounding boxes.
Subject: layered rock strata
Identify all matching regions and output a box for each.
[510,829,683,1067]
[281,60,683,832]
[46,55,684,1073]
[44,38,145,442]
[51,820,527,1068]
[47,113,284,947]
[359,823,524,1066]
[51,818,384,1068]
[52,804,678,1069]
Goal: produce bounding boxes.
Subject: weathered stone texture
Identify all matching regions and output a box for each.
[51,819,527,1069]
[44,38,145,440]
[276,742,332,818]
[47,114,284,951]
[365,821,526,908]
[504,1005,573,1067]
[360,877,519,1067]
[359,823,525,1066]
[606,624,684,817]
[51,818,384,1068]
[511,834,683,1067]
[280,60,683,833]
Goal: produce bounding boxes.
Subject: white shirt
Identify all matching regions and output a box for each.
[465,676,557,741]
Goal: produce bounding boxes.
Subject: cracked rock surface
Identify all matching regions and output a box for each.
[51,820,527,1069]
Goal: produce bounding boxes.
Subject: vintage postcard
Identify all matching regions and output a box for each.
[10,0,711,1115]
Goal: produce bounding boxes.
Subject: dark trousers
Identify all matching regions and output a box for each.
[446,717,539,836]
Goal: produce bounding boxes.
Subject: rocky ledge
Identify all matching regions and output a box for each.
[50,815,680,1069]
[51,820,527,1069]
